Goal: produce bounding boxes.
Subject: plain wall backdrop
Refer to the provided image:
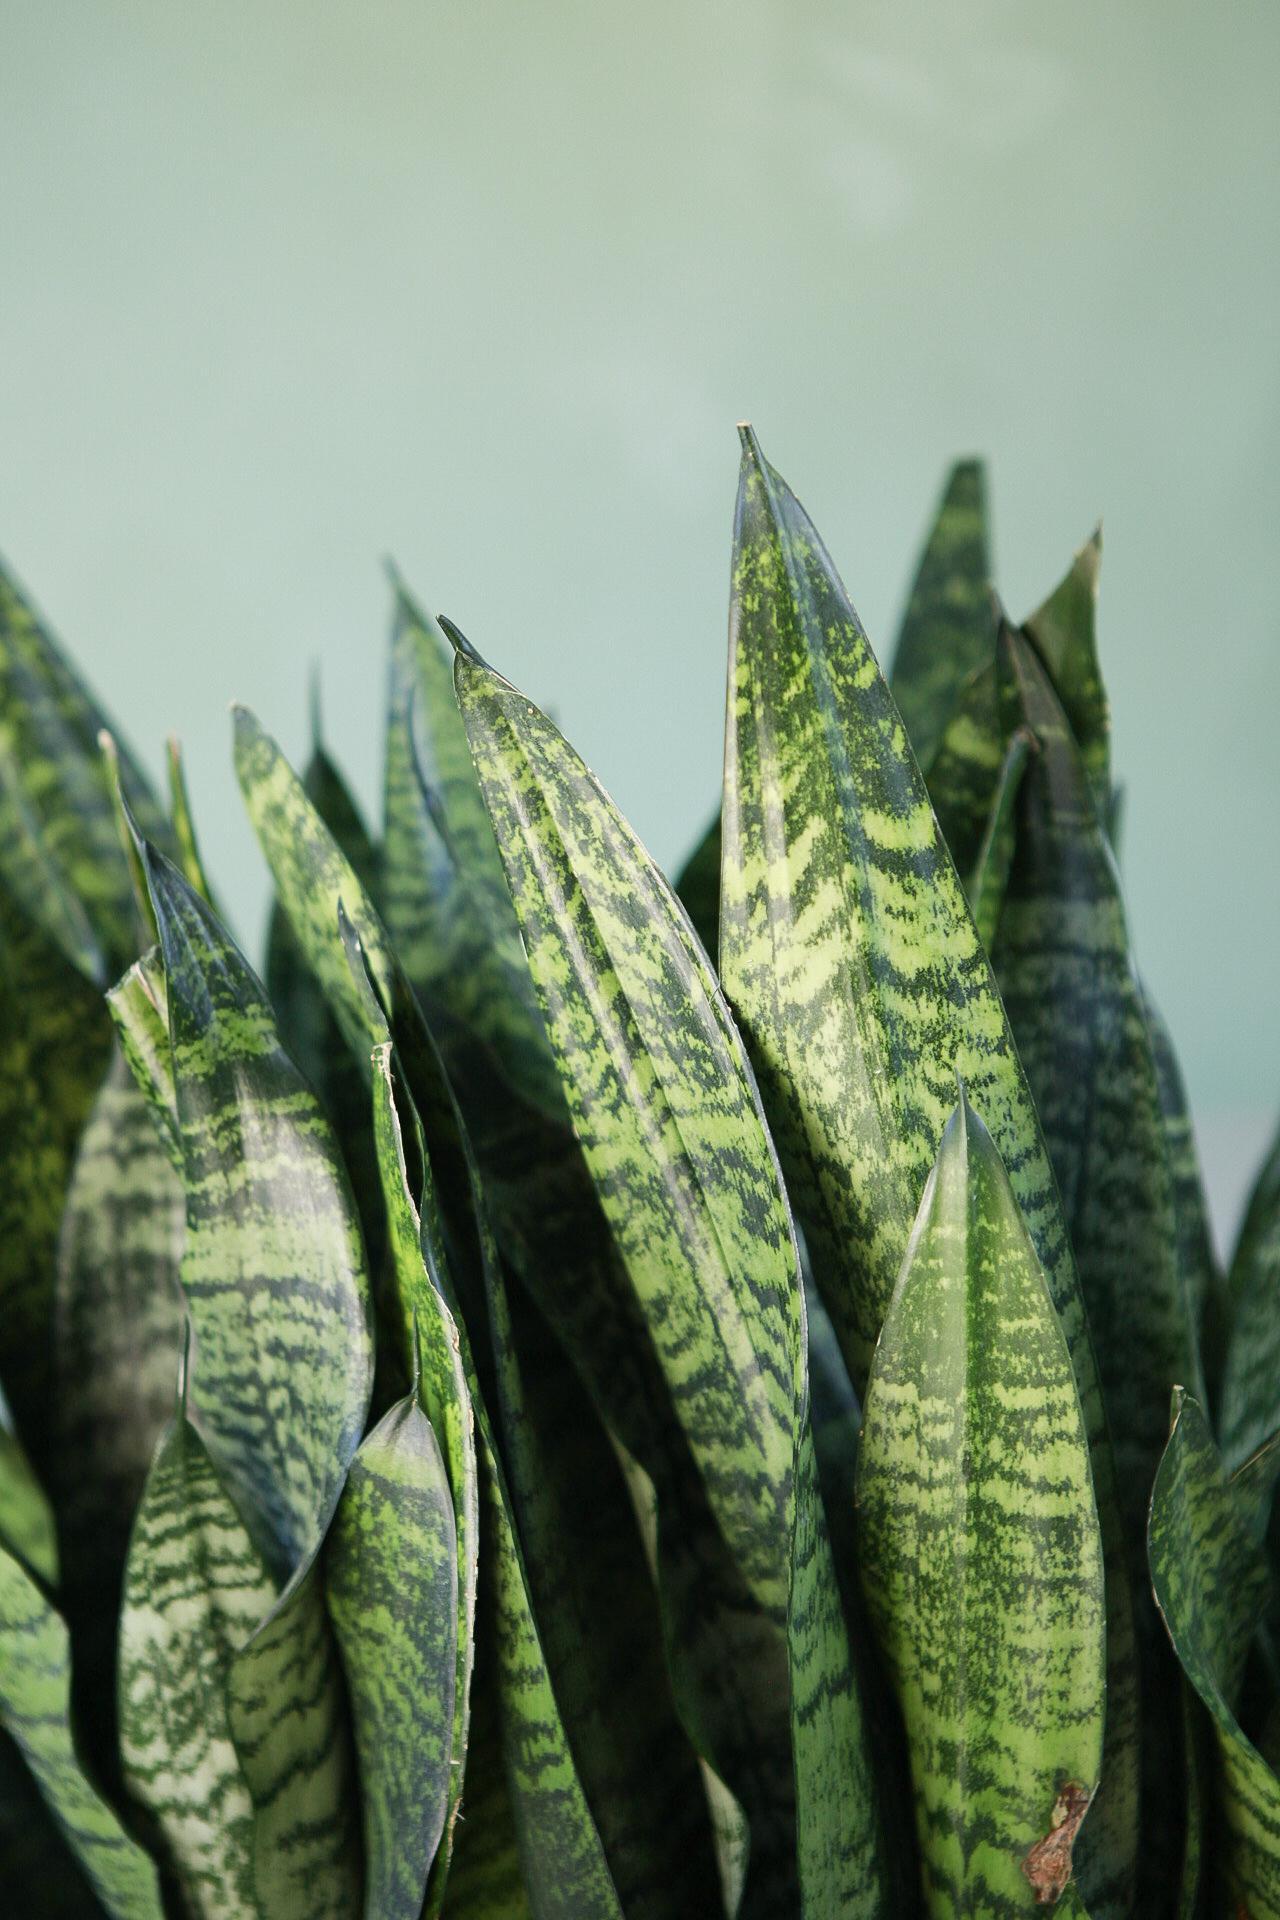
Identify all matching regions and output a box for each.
[2,1,1277,1243]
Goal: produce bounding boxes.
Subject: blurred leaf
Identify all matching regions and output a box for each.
[718,428,1136,1916]
[0,559,174,983]
[0,1724,102,1916]
[991,625,1201,1523]
[133,838,373,1575]
[46,1047,185,1776]
[0,1412,58,1586]
[0,876,113,1465]
[454,633,888,1915]
[1149,1393,1280,1917]
[118,1410,275,1919]
[1221,1119,1280,1469]
[0,1540,163,1919]
[857,1093,1105,1918]
[888,459,993,773]
[1023,530,1108,816]
[327,1383,458,1920]
[966,724,1032,952]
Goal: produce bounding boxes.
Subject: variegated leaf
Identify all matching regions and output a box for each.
[1220,1117,1280,1469]
[453,635,887,1915]
[857,1093,1105,1919]
[0,1539,163,1919]
[118,1411,275,1918]
[327,1384,458,1920]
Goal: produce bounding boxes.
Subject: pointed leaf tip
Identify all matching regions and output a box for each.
[436,615,485,668]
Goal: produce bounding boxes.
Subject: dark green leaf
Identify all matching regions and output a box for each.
[888,459,993,773]
[0,1724,102,1916]
[1023,530,1108,816]
[673,811,721,963]
[1149,1393,1280,1916]
[0,558,173,982]
[857,1093,1105,1918]
[1221,1119,1280,1470]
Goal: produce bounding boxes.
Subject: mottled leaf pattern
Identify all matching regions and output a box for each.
[857,1094,1105,1919]
[118,1412,275,1918]
[1149,1393,1280,1917]
[0,557,173,982]
[327,1387,458,1920]
[0,1540,163,1919]
[0,1413,58,1584]
[454,637,887,1916]
[888,458,993,774]
[136,839,373,1574]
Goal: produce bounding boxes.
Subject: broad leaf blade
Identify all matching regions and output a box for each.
[118,1412,275,1919]
[136,840,373,1574]
[1149,1393,1280,1917]
[327,1388,458,1920]
[0,1541,163,1920]
[454,639,887,1915]
[856,1093,1105,1918]
[888,459,993,773]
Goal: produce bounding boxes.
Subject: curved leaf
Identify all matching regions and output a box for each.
[1149,1393,1280,1917]
[327,1386,458,1920]
[888,458,993,773]
[118,1411,275,1918]
[0,1540,163,1919]
[0,1412,58,1586]
[106,951,181,1173]
[454,636,887,1915]
[135,839,373,1574]
[856,1092,1105,1918]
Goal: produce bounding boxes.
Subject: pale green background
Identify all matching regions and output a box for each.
[2,2,1277,1241]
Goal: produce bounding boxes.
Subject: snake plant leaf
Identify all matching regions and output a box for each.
[1142,985,1223,1392]
[720,428,1136,1917]
[0,876,113,1465]
[164,738,215,903]
[856,1092,1106,1920]
[367,1046,477,1912]
[1023,530,1108,816]
[0,1408,58,1585]
[371,1039,644,1920]
[0,1539,163,1920]
[1220,1118,1280,1470]
[991,624,1201,1523]
[888,458,993,774]
[920,658,1004,883]
[134,835,374,1575]
[0,558,174,982]
[381,581,562,1120]
[673,810,722,962]
[106,950,181,1174]
[1149,1391,1280,1917]
[117,1410,275,1919]
[224,1558,362,1920]
[1230,1427,1280,1548]
[453,634,887,1917]
[326,1384,458,1920]
[46,1047,185,1773]
[966,724,1032,952]
[0,1724,104,1916]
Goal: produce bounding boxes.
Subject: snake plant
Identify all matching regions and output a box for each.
[0,427,1275,1919]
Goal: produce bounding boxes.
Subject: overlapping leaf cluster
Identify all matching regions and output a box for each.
[0,431,1275,1919]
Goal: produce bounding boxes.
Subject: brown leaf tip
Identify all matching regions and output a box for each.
[1021,1781,1092,1906]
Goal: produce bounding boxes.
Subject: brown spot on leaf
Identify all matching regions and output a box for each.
[1021,1781,1092,1905]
